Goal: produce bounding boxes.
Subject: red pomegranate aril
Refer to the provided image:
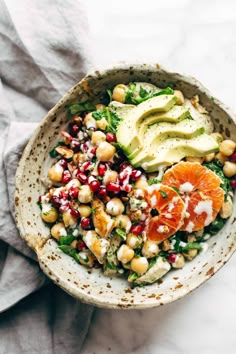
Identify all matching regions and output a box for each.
[120,163,130,171]
[71,139,80,152]
[60,190,69,199]
[52,196,61,208]
[167,253,177,263]
[106,132,116,143]
[89,180,101,192]
[83,141,90,152]
[58,159,67,169]
[106,182,121,193]
[77,172,88,184]
[82,161,92,172]
[90,147,96,155]
[59,203,69,213]
[231,179,236,188]
[131,169,142,181]
[80,217,91,229]
[98,163,107,176]
[68,187,79,199]
[62,170,71,183]
[119,171,129,181]
[98,187,107,198]
[69,123,79,137]
[77,241,86,251]
[230,153,236,162]
[70,209,80,219]
[123,184,132,193]
[131,224,143,235]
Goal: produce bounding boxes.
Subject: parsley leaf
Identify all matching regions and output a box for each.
[59,235,75,245]
[203,160,232,197]
[171,186,180,194]
[160,190,168,199]
[115,228,126,240]
[148,177,160,185]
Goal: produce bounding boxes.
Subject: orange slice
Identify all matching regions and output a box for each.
[144,184,186,242]
[162,161,224,232]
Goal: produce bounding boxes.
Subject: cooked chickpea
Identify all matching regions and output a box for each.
[195,228,204,238]
[65,178,81,190]
[174,90,185,105]
[187,234,196,242]
[130,257,149,274]
[134,176,149,190]
[115,215,131,232]
[117,244,134,264]
[103,170,118,185]
[172,254,185,269]
[220,140,236,156]
[220,196,233,218]
[162,239,171,251]
[112,84,127,103]
[96,141,116,161]
[142,240,159,258]
[215,152,228,164]
[48,163,64,182]
[70,240,78,248]
[96,103,105,110]
[106,197,124,216]
[91,131,106,146]
[126,233,142,249]
[97,117,108,130]
[204,152,215,162]
[183,249,198,261]
[223,161,236,177]
[73,152,87,165]
[78,204,91,217]
[210,132,223,144]
[83,112,97,129]
[78,250,94,267]
[185,156,204,164]
[78,185,93,204]
[41,206,58,223]
[63,209,77,227]
[50,222,66,240]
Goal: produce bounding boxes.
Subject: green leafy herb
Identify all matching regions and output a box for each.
[154,87,174,97]
[106,261,118,270]
[36,200,42,210]
[148,177,160,185]
[160,190,168,199]
[49,141,66,158]
[126,85,174,105]
[59,235,75,245]
[171,186,180,194]
[92,108,121,134]
[183,242,203,252]
[107,89,112,103]
[203,160,232,197]
[148,256,157,270]
[115,228,126,241]
[205,215,226,235]
[67,100,96,116]
[128,272,139,282]
[125,82,136,104]
[58,245,77,258]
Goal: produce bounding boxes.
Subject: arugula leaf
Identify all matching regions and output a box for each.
[115,228,126,240]
[49,141,66,158]
[58,245,77,258]
[205,215,226,235]
[67,100,96,116]
[92,108,121,134]
[125,82,136,104]
[203,160,232,197]
[59,235,75,245]
[154,87,174,97]
[148,177,160,185]
[92,109,105,121]
[183,242,203,252]
[106,261,118,270]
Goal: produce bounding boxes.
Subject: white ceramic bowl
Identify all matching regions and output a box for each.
[15,63,236,309]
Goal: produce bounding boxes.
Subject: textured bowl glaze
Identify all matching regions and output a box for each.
[15,63,236,309]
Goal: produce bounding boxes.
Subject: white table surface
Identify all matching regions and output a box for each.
[81,1,236,353]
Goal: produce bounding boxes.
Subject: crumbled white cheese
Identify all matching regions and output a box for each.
[194,200,213,226]
[59,227,67,236]
[168,196,179,212]
[185,221,194,233]
[150,195,157,207]
[179,182,194,194]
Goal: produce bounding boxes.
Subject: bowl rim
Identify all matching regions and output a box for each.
[15,62,236,309]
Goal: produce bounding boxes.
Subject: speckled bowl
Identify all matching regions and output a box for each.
[15,63,236,309]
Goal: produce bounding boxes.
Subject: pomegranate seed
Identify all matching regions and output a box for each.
[120,163,130,171]
[106,182,121,193]
[231,179,236,188]
[68,187,79,199]
[89,180,101,192]
[60,190,69,199]
[71,139,80,152]
[59,203,69,213]
[131,224,143,235]
[58,159,67,169]
[167,253,177,263]
[77,241,86,251]
[98,163,107,176]
[131,169,142,181]
[119,171,129,181]
[82,161,92,172]
[70,209,80,219]
[123,184,132,193]
[97,187,107,197]
[230,153,236,162]
[62,170,71,183]
[52,196,61,208]
[106,132,116,143]
[83,141,90,152]
[80,217,91,229]
[77,172,88,184]
[90,147,96,155]
[69,123,79,137]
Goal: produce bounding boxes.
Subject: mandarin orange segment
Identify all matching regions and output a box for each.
[162,162,224,231]
[144,184,186,242]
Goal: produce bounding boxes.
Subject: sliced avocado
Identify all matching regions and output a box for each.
[116,95,177,156]
[131,119,205,166]
[141,134,219,173]
[184,99,214,134]
[130,257,171,285]
[109,101,135,120]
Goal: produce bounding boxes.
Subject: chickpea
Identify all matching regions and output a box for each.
[115,215,131,232]
[96,141,116,161]
[117,244,134,264]
[97,118,108,130]
[106,197,124,216]
[126,233,142,249]
[65,178,81,190]
[96,103,105,110]
[130,257,149,274]
[174,90,185,105]
[215,152,228,164]
[83,112,97,129]
[103,170,118,185]
[51,222,66,240]
[41,206,58,223]
[210,132,223,144]
[220,196,233,218]
[220,140,236,156]
[70,240,78,248]
[162,239,171,251]
[185,156,204,164]
[91,131,106,146]
[187,234,196,242]
[134,176,149,190]
[172,254,185,269]
[223,161,236,178]
[129,210,142,221]
[204,153,215,162]
[48,163,64,182]
[78,204,91,217]
[195,228,204,238]
[78,185,93,204]
[183,249,198,261]
[142,240,159,258]
[73,152,87,165]
[63,209,77,227]
[112,84,127,103]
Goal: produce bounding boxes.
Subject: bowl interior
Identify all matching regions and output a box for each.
[15,64,236,309]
